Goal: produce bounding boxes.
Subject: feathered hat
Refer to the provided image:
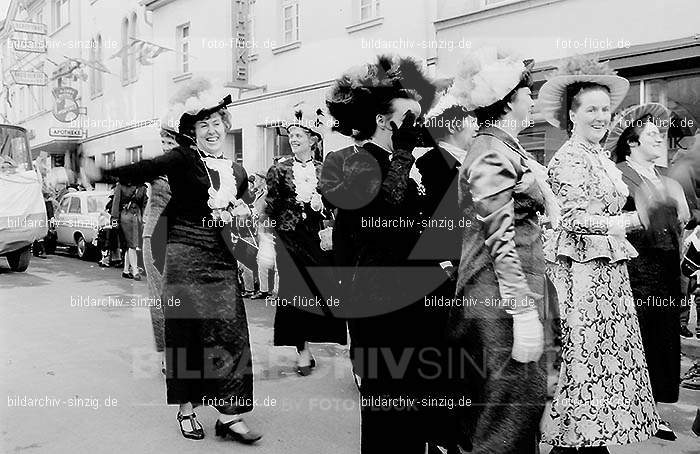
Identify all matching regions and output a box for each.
[283,101,328,139]
[426,47,533,121]
[326,55,438,139]
[161,77,233,139]
[538,55,629,129]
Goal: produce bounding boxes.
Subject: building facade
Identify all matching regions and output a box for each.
[1,0,161,185]
[434,0,700,164]
[144,0,440,174]
[3,0,697,177]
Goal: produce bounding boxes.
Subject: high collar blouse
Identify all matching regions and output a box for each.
[544,135,637,264]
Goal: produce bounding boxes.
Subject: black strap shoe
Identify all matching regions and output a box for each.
[655,420,677,441]
[215,418,262,444]
[177,412,204,440]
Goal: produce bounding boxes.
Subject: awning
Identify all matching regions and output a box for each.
[30,139,80,160]
[532,35,700,81]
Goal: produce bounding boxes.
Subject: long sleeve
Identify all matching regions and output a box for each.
[467,149,530,307]
[545,143,639,264]
[263,164,284,222]
[101,149,186,185]
[320,144,414,210]
[549,149,612,235]
[320,148,351,210]
[381,152,415,207]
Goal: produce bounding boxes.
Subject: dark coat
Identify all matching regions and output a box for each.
[618,160,682,403]
[450,126,547,454]
[414,145,463,267]
[115,183,147,249]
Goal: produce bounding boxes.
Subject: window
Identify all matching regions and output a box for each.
[26,82,44,117]
[103,152,115,169]
[89,35,104,97]
[68,197,81,214]
[262,126,291,168]
[232,130,243,165]
[618,81,641,112]
[281,1,299,44]
[359,0,380,21]
[51,0,69,32]
[127,146,142,163]
[129,12,138,82]
[176,23,190,74]
[519,128,546,164]
[645,73,700,161]
[87,196,108,213]
[121,17,129,84]
[60,197,70,213]
[52,154,65,167]
[92,35,103,95]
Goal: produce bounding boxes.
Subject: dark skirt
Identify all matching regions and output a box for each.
[120,208,142,249]
[162,222,253,414]
[629,248,682,403]
[273,226,347,348]
[448,270,546,454]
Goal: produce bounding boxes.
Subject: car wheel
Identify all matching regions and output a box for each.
[7,247,31,272]
[76,235,89,260]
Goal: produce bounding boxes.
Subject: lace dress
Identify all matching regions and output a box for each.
[542,136,659,447]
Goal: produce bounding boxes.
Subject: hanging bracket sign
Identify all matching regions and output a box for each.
[11,20,48,35]
[11,70,48,86]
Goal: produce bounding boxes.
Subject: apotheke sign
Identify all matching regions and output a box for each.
[49,127,86,139]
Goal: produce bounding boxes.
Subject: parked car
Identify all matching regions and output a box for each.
[0,124,47,272]
[53,190,111,260]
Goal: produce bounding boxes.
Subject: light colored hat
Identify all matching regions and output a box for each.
[538,56,629,129]
[283,101,328,138]
[604,102,672,152]
[161,77,232,137]
[429,47,533,116]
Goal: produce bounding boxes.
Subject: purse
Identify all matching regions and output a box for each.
[221,223,259,270]
[233,234,259,270]
[681,227,700,278]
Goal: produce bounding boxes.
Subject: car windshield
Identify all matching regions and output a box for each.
[0,126,32,171]
[87,196,108,213]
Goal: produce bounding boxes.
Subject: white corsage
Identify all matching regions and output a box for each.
[201,156,242,221]
[409,162,426,196]
[292,161,323,211]
[319,226,333,251]
[310,192,324,212]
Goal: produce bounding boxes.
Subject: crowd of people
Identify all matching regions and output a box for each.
[79,48,700,453]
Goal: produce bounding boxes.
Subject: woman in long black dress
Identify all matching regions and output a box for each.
[84,79,261,444]
[608,103,690,441]
[321,55,439,454]
[258,102,347,376]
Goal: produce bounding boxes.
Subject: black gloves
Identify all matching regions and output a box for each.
[389,111,422,157]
